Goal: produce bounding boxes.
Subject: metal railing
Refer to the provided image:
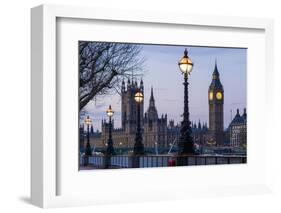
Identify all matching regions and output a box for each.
[82,154,246,169]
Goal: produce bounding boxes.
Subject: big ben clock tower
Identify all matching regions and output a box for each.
[208,61,224,146]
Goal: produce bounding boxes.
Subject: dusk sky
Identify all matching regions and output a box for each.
[81,44,247,131]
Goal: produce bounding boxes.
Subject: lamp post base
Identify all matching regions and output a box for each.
[178,120,194,155]
[133,142,144,155]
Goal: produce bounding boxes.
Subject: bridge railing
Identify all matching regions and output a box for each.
[83,154,246,169]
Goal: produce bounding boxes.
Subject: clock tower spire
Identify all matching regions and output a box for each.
[208,60,224,146]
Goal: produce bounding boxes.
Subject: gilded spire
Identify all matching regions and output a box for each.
[140,78,144,91]
[242,108,247,119]
[213,59,220,79]
[209,59,223,91]
[150,87,154,101]
[236,108,240,115]
[147,86,158,120]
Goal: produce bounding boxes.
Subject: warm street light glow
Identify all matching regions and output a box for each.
[207,138,216,145]
[84,115,93,160]
[133,89,144,155]
[105,104,115,158]
[84,116,92,126]
[178,48,193,74]
[177,48,195,156]
[134,91,144,103]
[106,105,114,117]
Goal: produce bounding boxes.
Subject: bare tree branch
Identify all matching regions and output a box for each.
[79,41,144,110]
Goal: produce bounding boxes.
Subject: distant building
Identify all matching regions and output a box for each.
[86,79,168,150]
[143,88,167,148]
[208,61,224,146]
[79,124,85,152]
[229,108,247,147]
[191,121,208,146]
[167,120,180,148]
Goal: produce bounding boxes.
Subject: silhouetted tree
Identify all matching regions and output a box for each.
[79,41,144,110]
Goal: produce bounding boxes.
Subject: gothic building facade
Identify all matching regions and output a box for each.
[143,88,168,148]
[229,108,247,147]
[87,79,168,150]
[191,121,208,146]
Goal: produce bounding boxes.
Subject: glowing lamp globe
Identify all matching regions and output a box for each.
[84,116,92,126]
[178,49,193,74]
[134,91,144,103]
[106,105,114,117]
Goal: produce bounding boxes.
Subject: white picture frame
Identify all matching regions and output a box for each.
[31,4,274,208]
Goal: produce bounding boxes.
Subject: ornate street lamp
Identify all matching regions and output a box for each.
[106,105,115,155]
[83,116,92,166]
[133,90,144,155]
[178,49,195,155]
[119,142,123,154]
[84,116,92,156]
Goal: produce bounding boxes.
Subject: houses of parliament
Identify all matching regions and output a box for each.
[81,61,247,150]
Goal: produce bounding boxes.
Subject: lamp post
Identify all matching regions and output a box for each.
[106,105,115,155]
[155,142,158,155]
[84,116,92,166]
[119,142,123,155]
[133,90,144,155]
[178,48,195,155]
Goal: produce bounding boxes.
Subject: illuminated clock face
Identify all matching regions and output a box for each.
[209,92,213,100]
[216,92,222,100]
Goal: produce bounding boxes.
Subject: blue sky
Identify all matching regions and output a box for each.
[81,44,247,131]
